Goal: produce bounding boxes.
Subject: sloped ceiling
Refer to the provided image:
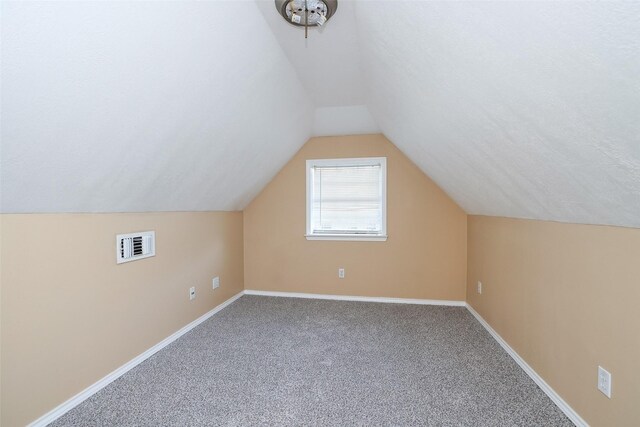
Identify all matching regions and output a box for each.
[253,0,380,136]
[356,1,640,228]
[2,1,639,228]
[1,1,313,212]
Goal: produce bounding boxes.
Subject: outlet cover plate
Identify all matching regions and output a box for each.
[598,366,612,398]
[213,276,220,289]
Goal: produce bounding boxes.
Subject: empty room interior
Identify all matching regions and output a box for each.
[1,0,640,426]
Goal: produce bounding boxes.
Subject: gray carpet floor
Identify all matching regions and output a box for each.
[52,296,572,426]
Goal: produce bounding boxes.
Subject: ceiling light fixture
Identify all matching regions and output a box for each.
[275,0,338,39]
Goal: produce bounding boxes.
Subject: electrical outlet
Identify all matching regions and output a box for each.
[212,276,220,290]
[477,281,482,294]
[338,268,345,279]
[189,286,196,301]
[598,366,612,398]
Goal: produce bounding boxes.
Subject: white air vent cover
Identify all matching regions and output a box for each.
[116,231,155,264]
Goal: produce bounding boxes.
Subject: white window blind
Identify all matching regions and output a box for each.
[306,157,387,241]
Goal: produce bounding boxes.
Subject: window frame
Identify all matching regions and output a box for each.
[305,156,387,241]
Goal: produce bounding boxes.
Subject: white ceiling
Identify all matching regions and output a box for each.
[356,1,640,228]
[312,105,379,137]
[1,1,312,212]
[2,1,639,228]
[255,0,365,108]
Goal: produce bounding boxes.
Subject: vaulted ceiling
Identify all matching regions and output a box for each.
[2,1,639,228]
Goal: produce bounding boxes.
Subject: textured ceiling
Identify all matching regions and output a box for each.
[255,0,365,108]
[2,1,640,228]
[1,1,312,212]
[356,1,640,228]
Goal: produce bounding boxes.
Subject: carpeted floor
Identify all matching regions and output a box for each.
[52,296,572,426]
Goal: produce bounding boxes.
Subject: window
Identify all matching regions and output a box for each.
[306,157,387,241]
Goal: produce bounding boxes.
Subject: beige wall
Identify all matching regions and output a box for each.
[467,215,640,426]
[0,212,244,427]
[244,134,467,300]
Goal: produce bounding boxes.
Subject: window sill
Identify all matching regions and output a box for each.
[305,234,388,242]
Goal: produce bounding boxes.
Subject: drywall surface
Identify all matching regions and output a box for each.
[254,0,365,108]
[467,216,640,426]
[244,134,467,300]
[357,1,640,228]
[4,0,640,229]
[0,212,243,426]
[312,105,380,137]
[1,1,312,213]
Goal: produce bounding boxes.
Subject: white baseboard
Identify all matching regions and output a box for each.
[28,291,244,427]
[465,304,588,427]
[243,289,466,306]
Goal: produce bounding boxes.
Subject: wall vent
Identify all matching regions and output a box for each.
[116,231,155,264]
